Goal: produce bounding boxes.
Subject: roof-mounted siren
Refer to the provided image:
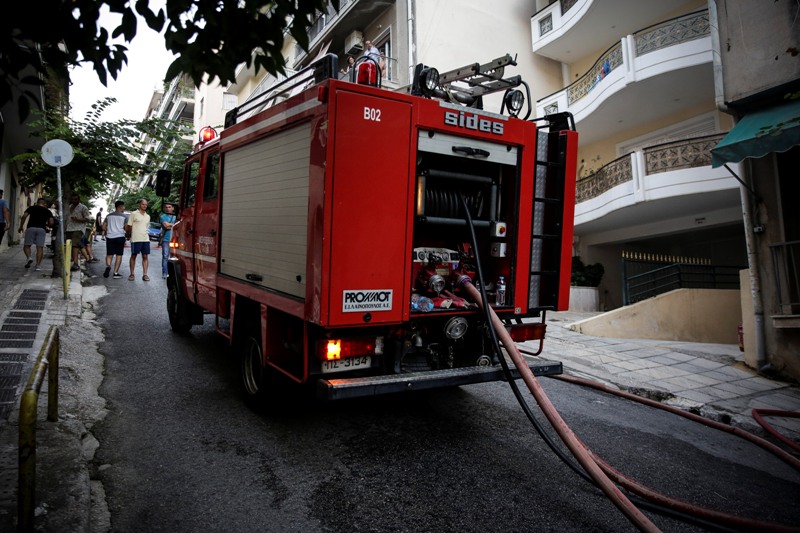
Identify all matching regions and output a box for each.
[351,56,382,88]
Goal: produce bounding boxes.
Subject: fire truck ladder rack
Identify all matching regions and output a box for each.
[528,115,575,312]
[224,54,339,127]
[433,54,523,106]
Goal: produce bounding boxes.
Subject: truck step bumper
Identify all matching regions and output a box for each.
[316,360,562,401]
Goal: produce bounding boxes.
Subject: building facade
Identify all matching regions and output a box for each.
[709,0,800,379]
[532,0,745,311]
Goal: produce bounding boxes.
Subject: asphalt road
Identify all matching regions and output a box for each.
[86,257,800,532]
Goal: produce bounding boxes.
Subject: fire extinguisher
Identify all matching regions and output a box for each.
[737,322,744,352]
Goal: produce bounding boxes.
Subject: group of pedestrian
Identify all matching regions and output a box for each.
[104,198,175,281]
[13,192,176,282]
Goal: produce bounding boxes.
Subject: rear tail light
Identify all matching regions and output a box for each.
[317,337,384,361]
[507,322,546,343]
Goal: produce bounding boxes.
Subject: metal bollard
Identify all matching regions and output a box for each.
[17,327,59,532]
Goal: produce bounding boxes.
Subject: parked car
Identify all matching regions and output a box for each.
[147,222,162,242]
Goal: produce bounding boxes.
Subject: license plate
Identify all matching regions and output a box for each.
[322,356,371,374]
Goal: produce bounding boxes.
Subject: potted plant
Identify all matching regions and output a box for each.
[570,257,604,311]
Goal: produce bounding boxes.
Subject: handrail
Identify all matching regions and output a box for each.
[18,326,60,533]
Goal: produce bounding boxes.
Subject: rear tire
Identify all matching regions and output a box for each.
[167,285,192,334]
[240,331,271,409]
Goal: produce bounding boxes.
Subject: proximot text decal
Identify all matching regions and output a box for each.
[342,290,394,312]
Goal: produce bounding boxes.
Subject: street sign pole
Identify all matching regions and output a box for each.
[41,140,74,298]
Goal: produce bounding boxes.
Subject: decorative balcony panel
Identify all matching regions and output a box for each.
[635,11,710,56]
[576,155,632,203]
[539,14,553,36]
[644,133,725,175]
[567,43,623,105]
[560,0,579,14]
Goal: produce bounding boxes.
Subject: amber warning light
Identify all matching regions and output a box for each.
[318,338,383,361]
[199,126,217,143]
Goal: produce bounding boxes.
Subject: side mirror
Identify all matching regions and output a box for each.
[155,169,172,197]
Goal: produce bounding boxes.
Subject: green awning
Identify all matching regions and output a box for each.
[711,98,800,168]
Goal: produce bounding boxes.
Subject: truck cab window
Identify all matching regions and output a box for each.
[184,159,200,207]
[203,151,220,200]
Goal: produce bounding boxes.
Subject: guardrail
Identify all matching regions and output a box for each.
[18,326,60,533]
[622,260,743,305]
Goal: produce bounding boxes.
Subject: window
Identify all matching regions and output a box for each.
[184,159,200,207]
[223,93,237,111]
[376,35,392,81]
[203,151,220,200]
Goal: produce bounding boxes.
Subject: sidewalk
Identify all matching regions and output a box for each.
[0,241,797,531]
[0,243,88,532]
[527,311,800,441]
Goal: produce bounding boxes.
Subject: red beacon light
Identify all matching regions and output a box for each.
[198,126,218,143]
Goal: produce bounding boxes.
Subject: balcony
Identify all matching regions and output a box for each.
[575,134,742,234]
[531,0,696,63]
[536,10,713,146]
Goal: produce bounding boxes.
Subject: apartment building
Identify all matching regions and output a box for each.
[225,0,564,121]
[532,0,744,310]
[709,0,800,379]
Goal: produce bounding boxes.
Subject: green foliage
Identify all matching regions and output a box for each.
[2,0,337,120]
[9,98,192,203]
[115,188,167,221]
[571,257,605,287]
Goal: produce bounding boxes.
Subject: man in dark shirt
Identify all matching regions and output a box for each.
[18,197,54,271]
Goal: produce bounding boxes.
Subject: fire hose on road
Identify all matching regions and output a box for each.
[457,192,799,533]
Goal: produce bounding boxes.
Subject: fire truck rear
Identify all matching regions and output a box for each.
[160,54,578,405]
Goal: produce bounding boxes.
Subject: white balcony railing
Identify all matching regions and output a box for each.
[537,10,711,121]
[574,133,738,224]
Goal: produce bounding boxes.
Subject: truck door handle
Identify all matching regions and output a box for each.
[246,273,263,282]
[452,146,490,158]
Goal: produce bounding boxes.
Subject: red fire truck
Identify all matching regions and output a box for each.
[158,54,578,405]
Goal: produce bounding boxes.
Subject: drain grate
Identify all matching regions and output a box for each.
[0,363,23,376]
[0,390,14,403]
[20,289,48,299]
[0,377,19,387]
[0,332,36,341]
[1,324,38,333]
[0,354,26,363]
[12,300,45,311]
[0,341,33,349]
[4,317,41,326]
[8,312,42,319]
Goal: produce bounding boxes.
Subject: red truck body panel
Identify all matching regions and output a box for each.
[168,64,578,400]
